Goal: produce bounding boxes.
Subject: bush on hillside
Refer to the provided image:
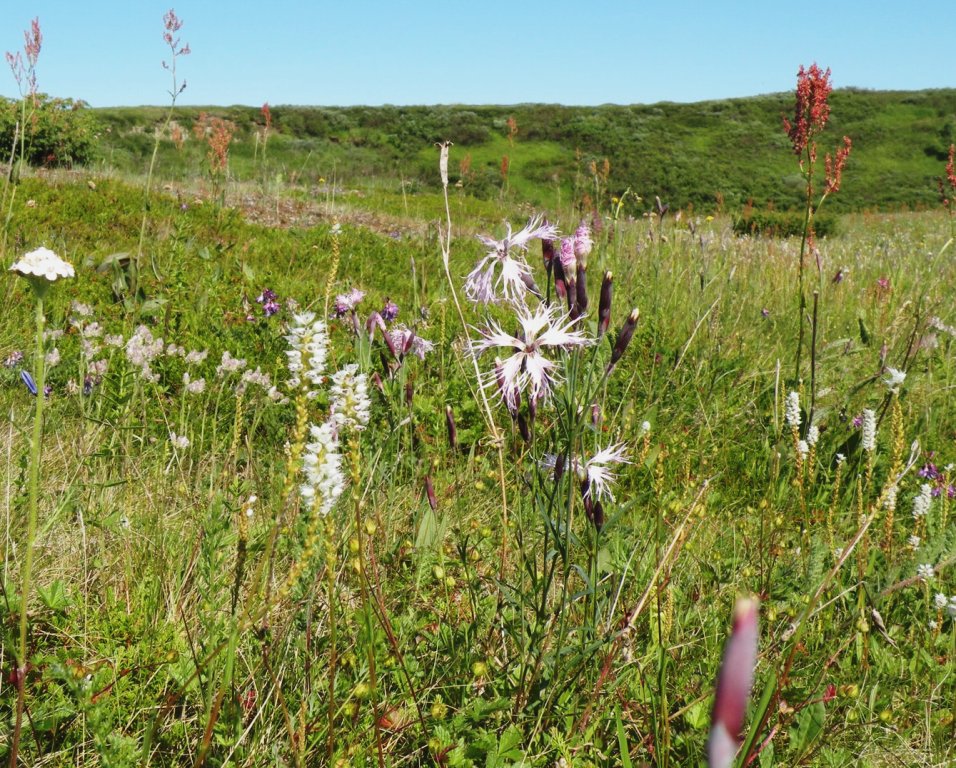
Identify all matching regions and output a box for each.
[0,94,100,168]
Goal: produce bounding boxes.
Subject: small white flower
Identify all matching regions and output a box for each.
[785,391,801,429]
[285,312,328,394]
[641,420,651,435]
[928,619,938,631]
[45,348,61,367]
[580,443,630,502]
[882,367,906,393]
[300,421,344,515]
[908,535,921,550]
[9,246,75,283]
[797,440,809,457]
[183,372,206,394]
[934,593,948,609]
[836,453,846,464]
[217,350,247,377]
[169,431,190,450]
[806,424,819,447]
[185,349,208,365]
[882,483,897,512]
[916,563,935,582]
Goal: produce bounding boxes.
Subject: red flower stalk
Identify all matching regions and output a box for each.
[783,63,832,157]
[261,102,272,131]
[946,144,956,192]
[825,136,852,195]
[708,598,759,768]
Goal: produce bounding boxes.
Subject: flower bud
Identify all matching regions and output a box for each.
[424,475,437,511]
[607,308,639,374]
[598,271,613,338]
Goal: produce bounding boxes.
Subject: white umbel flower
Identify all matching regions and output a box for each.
[330,364,370,432]
[10,247,75,282]
[300,421,344,515]
[861,409,877,452]
[785,392,801,429]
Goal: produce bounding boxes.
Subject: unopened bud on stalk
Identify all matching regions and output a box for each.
[517,412,531,443]
[554,453,566,482]
[591,403,601,428]
[541,234,555,273]
[598,271,613,338]
[575,264,588,313]
[424,475,438,511]
[708,598,759,768]
[371,370,385,394]
[445,405,458,451]
[553,259,569,305]
[607,308,640,374]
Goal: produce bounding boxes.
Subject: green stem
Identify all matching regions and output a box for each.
[11,294,46,766]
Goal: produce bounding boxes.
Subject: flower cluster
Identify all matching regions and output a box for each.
[300,421,344,515]
[285,312,329,396]
[330,364,371,432]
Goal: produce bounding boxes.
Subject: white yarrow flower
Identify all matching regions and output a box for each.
[10,246,75,283]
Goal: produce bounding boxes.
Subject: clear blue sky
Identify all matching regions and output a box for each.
[2,1,952,107]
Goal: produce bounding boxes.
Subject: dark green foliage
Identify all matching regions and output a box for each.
[0,94,100,168]
[732,209,839,237]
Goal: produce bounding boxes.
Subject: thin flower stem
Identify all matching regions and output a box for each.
[11,294,46,767]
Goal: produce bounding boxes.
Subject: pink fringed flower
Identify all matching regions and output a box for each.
[465,216,557,304]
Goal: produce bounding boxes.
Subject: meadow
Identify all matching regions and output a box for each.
[0,15,955,768]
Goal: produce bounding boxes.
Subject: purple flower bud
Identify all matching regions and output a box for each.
[553,258,569,305]
[575,263,588,313]
[597,271,613,338]
[554,453,566,483]
[517,412,531,443]
[708,598,759,768]
[20,369,37,395]
[607,308,640,374]
[541,234,555,273]
[559,238,576,285]
[424,475,437,511]
[445,405,458,451]
[573,222,592,264]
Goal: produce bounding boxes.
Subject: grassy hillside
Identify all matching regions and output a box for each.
[88,88,956,214]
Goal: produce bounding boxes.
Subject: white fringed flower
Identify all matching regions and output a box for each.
[465,216,557,304]
[10,247,74,283]
[882,367,906,393]
[330,364,370,432]
[580,443,630,501]
[471,302,592,410]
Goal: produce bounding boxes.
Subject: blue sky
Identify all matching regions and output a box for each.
[2,1,952,107]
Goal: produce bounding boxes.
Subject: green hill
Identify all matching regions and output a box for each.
[82,89,956,214]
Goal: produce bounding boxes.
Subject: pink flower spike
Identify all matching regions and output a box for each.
[708,598,759,768]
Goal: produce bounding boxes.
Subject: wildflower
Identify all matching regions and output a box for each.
[169,431,190,450]
[284,312,328,394]
[916,563,934,582]
[882,367,906,393]
[557,237,577,283]
[783,63,832,157]
[9,246,74,284]
[785,392,801,429]
[836,453,846,464]
[256,288,281,316]
[935,593,948,609]
[912,484,932,519]
[183,372,206,394]
[333,288,365,317]
[389,325,434,360]
[300,421,344,515]
[641,420,651,435]
[917,462,939,481]
[573,222,593,263]
[3,350,24,368]
[71,300,93,317]
[708,598,759,768]
[861,409,877,452]
[330,364,371,432]
[471,302,592,410]
[216,350,247,377]
[465,216,556,304]
[908,535,921,550]
[184,349,208,365]
[806,424,819,447]
[883,484,897,512]
[579,442,630,502]
[929,619,939,631]
[797,440,809,457]
[381,298,399,323]
[105,334,124,348]
[20,370,37,395]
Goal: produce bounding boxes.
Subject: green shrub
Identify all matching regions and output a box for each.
[732,208,839,237]
[0,94,100,168]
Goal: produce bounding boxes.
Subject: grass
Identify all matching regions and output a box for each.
[0,95,954,767]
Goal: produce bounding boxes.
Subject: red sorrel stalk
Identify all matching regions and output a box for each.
[782,64,850,385]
